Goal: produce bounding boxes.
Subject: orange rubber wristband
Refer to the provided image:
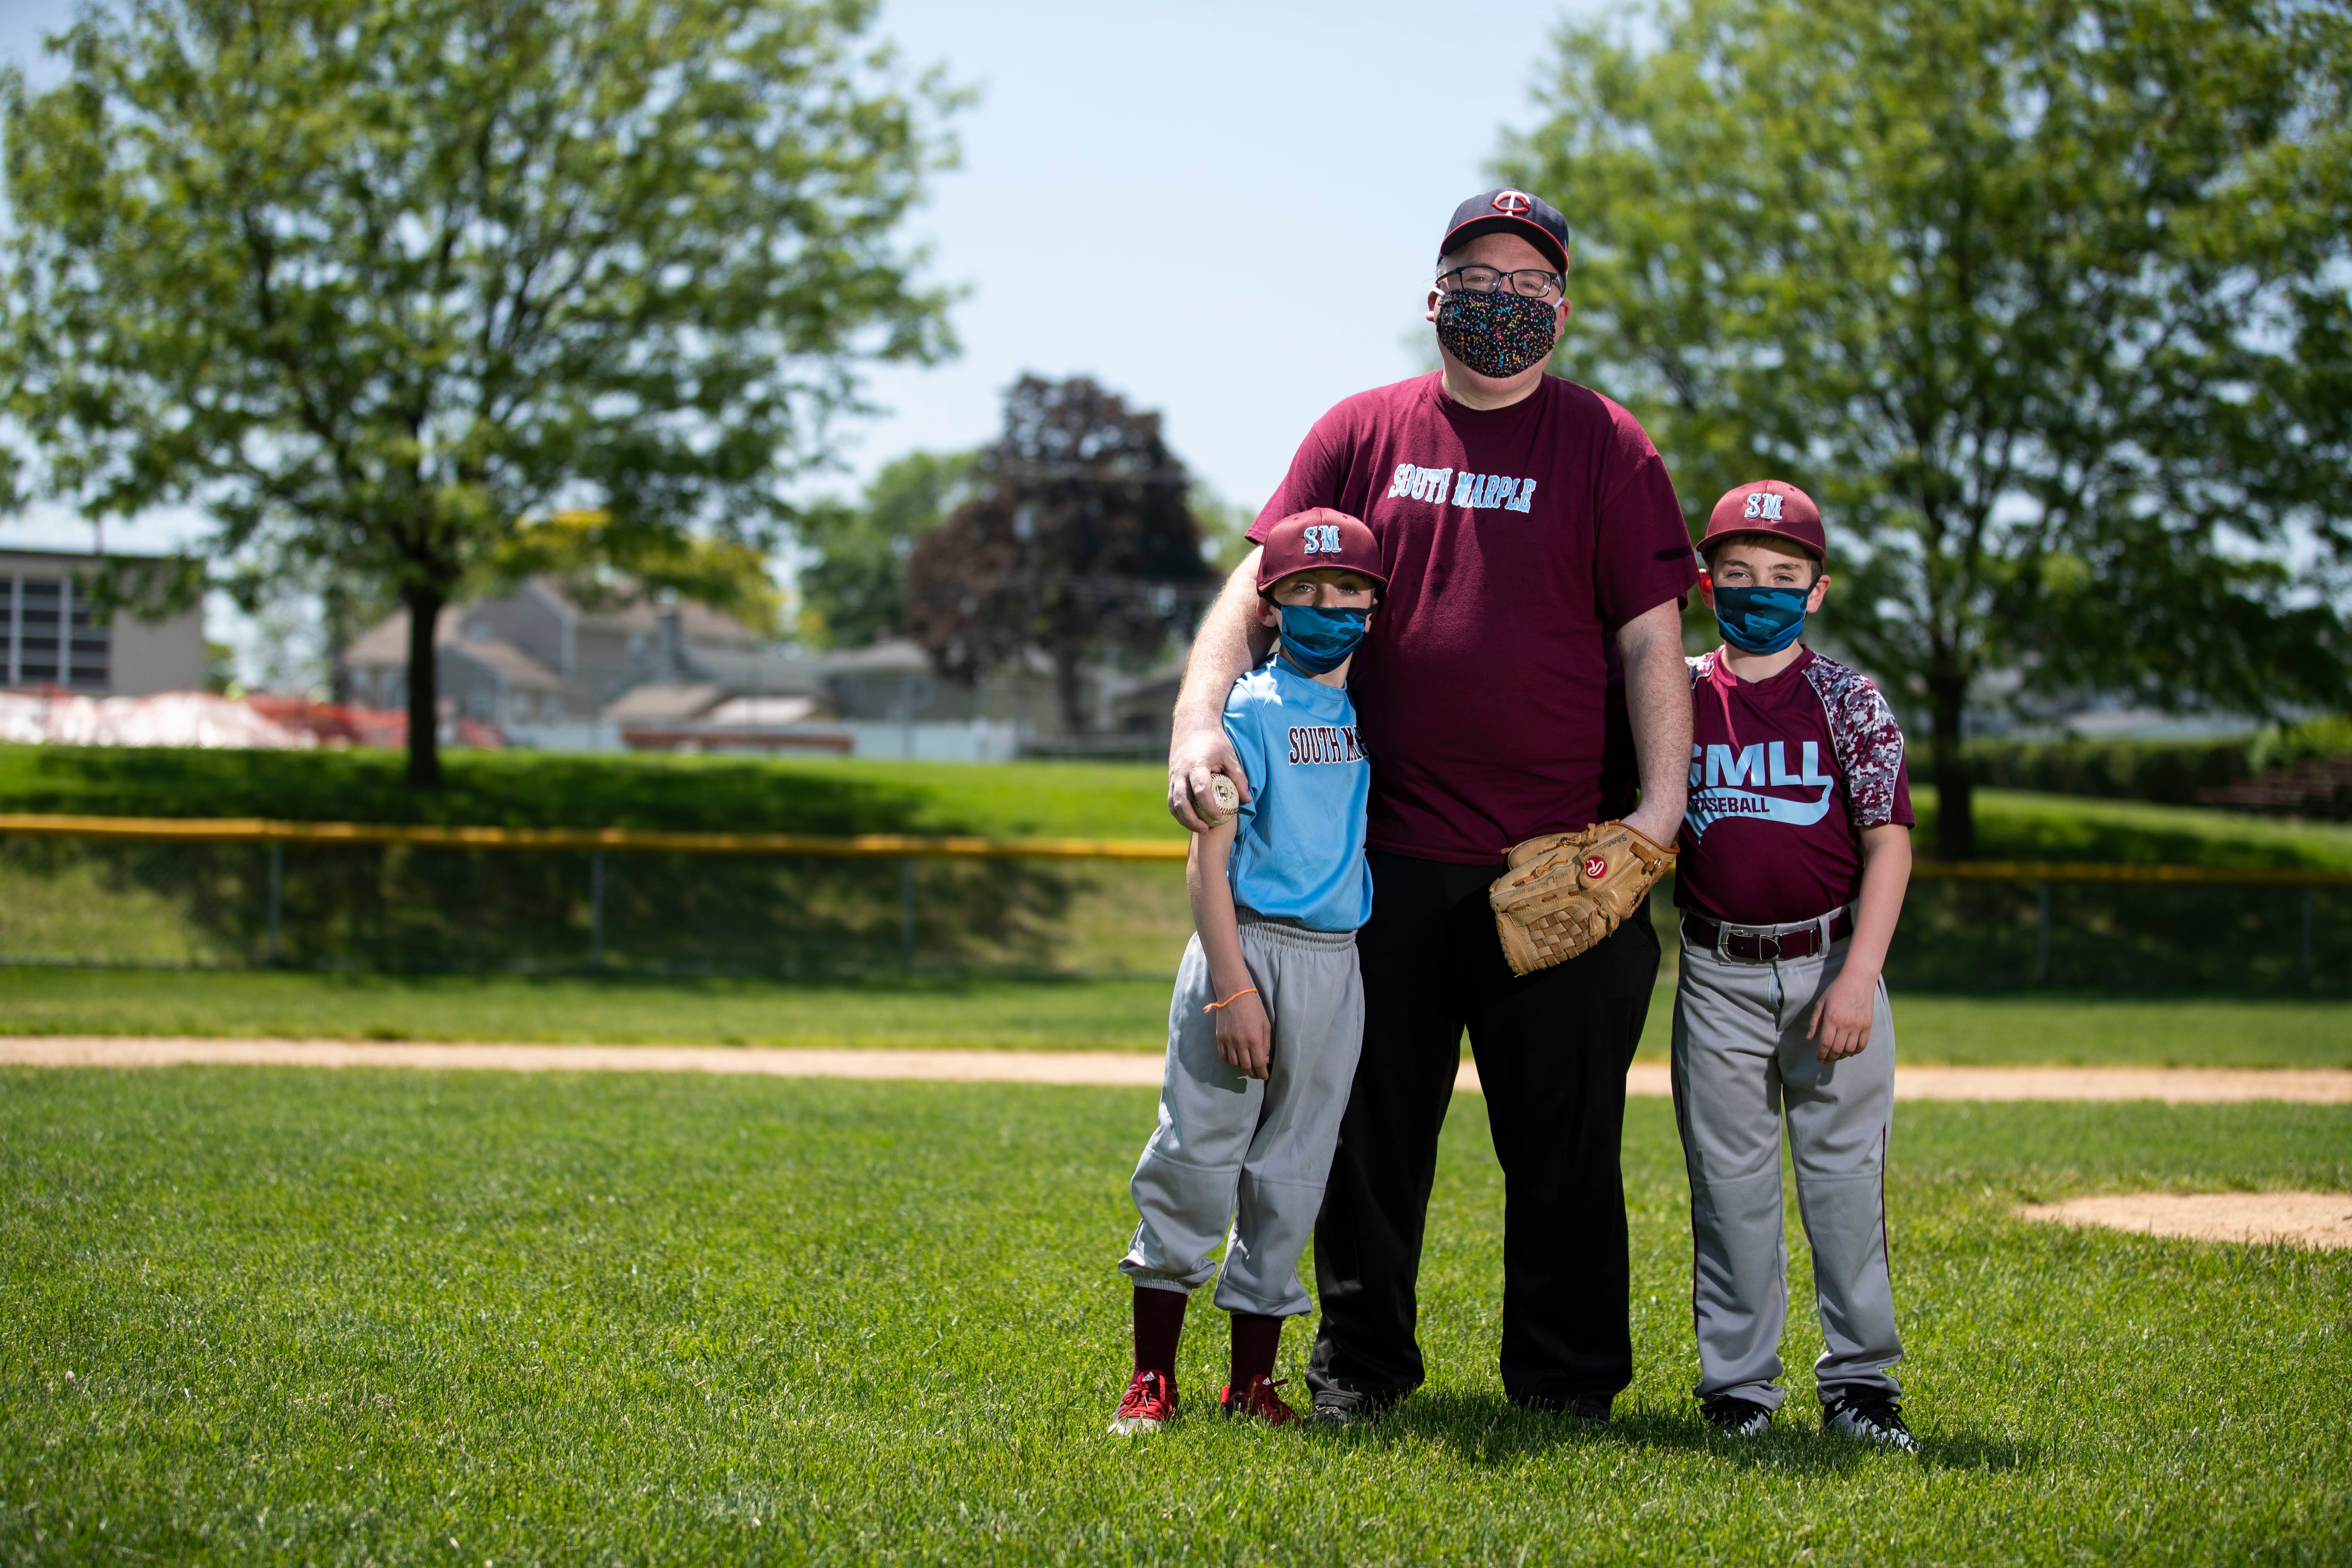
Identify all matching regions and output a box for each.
[1202,987,1259,1014]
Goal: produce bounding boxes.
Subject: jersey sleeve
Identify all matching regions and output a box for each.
[1815,665,1914,830]
[1592,406,1700,629]
[1249,404,1353,541]
[1221,680,1270,803]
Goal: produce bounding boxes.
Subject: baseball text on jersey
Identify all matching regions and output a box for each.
[1383,463,1537,513]
[1288,724,1367,766]
[1674,649,1915,925]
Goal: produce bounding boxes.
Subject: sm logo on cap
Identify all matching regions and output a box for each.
[1743,492,1786,521]
[1303,524,1343,554]
[1492,190,1533,216]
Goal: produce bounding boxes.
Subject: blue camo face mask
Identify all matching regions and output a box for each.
[1711,583,1808,655]
[1276,604,1367,674]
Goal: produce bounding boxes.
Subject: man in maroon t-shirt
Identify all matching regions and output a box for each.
[1165,189,1696,1422]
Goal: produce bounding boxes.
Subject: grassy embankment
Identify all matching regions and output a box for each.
[2,1067,2346,1565]
[7,742,2350,864]
[3,745,2348,1059]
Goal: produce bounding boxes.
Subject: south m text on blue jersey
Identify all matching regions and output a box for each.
[1288,724,1366,765]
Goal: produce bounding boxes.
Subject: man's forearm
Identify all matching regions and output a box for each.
[1167,552,1272,830]
[1617,600,1692,843]
[1171,554,1269,739]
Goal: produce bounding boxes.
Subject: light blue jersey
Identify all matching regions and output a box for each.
[1222,659,1373,933]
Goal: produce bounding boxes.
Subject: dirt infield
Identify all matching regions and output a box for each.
[4,1037,2351,1102]
[2017,1192,2352,1250]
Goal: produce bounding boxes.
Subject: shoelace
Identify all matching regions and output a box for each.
[1833,1392,1904,1429]
[1120,1371,1174,1415]
[1231,1376,1292,1418]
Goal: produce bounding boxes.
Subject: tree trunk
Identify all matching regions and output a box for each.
[404,585,443,788]
[1926,672,1973,860]
[324,581,354,707]
[1053,648,1090,737]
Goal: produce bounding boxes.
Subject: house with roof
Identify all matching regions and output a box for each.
[345,574,1184,758]
[345,576,823,743]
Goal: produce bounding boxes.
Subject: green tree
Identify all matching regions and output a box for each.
[794,447,977,648]
[903,375,1211,735]
[1,0,960,784]
[1505,0,2352,856]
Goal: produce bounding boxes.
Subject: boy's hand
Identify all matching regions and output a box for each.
[1213,991,1274,1080]
[1806,968,1878,1062]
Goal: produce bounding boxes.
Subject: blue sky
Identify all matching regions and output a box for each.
[0,0,1593,561]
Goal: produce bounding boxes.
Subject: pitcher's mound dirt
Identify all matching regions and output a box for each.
[2016,1192,2352,1250]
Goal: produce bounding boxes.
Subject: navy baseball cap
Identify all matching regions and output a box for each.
[1438,188,1570,274]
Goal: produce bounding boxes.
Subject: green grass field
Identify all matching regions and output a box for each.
[2,1067,2344,1564]
[4,966,2350,1066]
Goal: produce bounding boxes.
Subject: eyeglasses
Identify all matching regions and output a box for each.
[1435,265,1565,301]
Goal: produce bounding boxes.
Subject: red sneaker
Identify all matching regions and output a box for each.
[1109,1369,1179,1435]
[1219,1374,1298,1425]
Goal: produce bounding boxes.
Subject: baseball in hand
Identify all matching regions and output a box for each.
[1208,774,1240,820]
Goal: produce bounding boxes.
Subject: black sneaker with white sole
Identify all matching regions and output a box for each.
[1700,1394,1772,1438]
[1820,1388,1917,1452]
[1308,1388,1388,1428]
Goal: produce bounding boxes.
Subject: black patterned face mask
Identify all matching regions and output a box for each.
[1435,288,1557,379]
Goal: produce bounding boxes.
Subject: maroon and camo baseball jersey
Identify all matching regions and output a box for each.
[1249,372,1696,863]
[1676,646,1913,925]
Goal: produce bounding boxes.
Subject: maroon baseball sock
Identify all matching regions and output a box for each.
[1132,1286,1187,1378]
[1229,1312,1282,1389]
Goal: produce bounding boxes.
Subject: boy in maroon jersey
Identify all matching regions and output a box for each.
[1674,479,1919,1452]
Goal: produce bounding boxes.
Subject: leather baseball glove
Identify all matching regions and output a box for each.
[1489,821,1677,977]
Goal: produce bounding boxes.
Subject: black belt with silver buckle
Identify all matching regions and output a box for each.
[1682,909,1853,963]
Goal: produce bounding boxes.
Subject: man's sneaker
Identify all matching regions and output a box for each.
[1219,1374,1297,1425]
[1821,1388,1917,1452]
[1700,1394,1772,1438]
[1108,1369,1178,1435]
[1308,1388,1383,1428]
[1572,1395,1613,1430]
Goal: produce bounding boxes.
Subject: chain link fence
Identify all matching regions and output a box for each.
[0,830,1081,977]
[0,818,2345,993]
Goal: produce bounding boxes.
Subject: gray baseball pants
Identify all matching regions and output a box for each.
[1672,920,1902,1409]
[1121,914,1364,1318]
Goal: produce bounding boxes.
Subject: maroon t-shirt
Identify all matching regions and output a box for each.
[1250,373,1697,863]
[1676,647,1915,925]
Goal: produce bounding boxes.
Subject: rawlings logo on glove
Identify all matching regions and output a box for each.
[1489,821,1677,977]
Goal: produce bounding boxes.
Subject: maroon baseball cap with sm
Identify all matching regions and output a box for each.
[1439,188,1570,274]
[1702,480,1827,565]
[1256,508,1387,596]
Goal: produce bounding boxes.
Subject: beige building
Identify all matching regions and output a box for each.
[0,547,207,695]
[346,575,818,734]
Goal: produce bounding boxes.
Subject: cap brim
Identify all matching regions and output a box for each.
[1259,563,1391,594]
[1439,215,1568,273]
[1700,523,1827,565]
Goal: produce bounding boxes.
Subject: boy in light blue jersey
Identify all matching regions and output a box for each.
[1109,508,1385,1434]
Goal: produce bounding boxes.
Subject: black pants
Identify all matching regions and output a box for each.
[1305,851,1659,1411]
